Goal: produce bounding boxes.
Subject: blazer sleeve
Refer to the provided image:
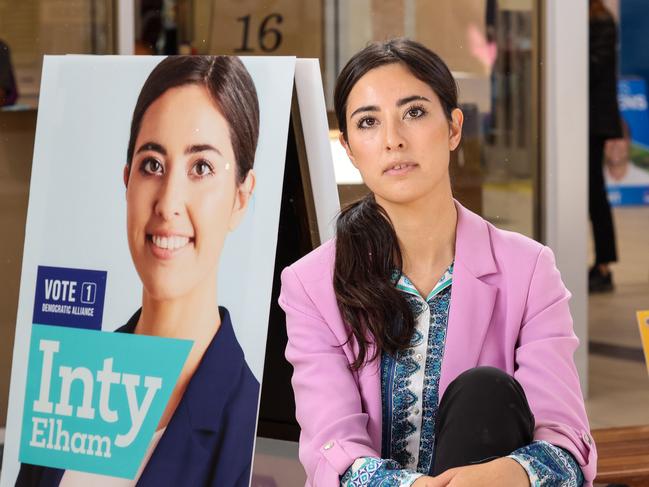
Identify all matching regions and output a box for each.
[279,265,380,486]
[514,246,597,485]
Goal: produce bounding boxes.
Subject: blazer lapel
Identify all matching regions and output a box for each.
[137,307,243,486]
[438,202,498,399]
[137,401,212,487]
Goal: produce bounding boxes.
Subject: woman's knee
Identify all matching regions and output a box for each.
[439,366,534,430]
[445,367,525,401]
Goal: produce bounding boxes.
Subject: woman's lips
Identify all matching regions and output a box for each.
[383,162,418,176]
[147,234,193,259]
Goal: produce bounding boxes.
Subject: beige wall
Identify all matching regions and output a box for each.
[337,0,488,76]
[370,0,405,40]
[415,0,487,74]
[335,0,490,78]
[0,0,112,99]
[0,109,35,426]
[194,0,323,58]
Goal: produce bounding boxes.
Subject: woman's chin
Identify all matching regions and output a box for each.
[146,290,184,303]
[135,260,219,305]
[376,189,431,207]
[141,279,193,304]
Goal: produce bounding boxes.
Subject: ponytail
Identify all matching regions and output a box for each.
[333,194,415,370]
[333,38,458,369]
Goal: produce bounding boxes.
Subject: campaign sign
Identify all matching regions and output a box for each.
[19,324,191,478]
[619,78,649,147]
[32,266,107,330]
[607,78,649,206]
[1,55,301,485]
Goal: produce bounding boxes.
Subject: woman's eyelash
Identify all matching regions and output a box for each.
[191,159,215,177]
[139,157,163,175]
[356,116,377,129]
[355,105,427,129]
[405,104,427,118]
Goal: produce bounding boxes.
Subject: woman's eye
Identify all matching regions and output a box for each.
[141,158,163,175]
[357,117,378,129]
[405,106,426,119]
[191,160,214,177]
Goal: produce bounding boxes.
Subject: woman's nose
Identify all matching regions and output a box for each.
[154,173,185,220]
[384,119,406,151]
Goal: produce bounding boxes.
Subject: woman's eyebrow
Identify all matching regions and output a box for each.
[349,95,431,118]
[396,95,430,106]
[185,144,222,156]
[350,105,379,118]
[136,142,166,155]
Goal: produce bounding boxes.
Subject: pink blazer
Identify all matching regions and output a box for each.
[279,202,596,487]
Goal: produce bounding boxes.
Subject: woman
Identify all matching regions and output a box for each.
[279,39,595,486]
[17,55,260,486]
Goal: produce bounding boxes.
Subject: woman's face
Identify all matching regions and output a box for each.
[340,63,463,207]
[125,84,254,301]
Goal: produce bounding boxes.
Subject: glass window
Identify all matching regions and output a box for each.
[0,0,115,107]
[133,0,323,58]
[328,0,541,238]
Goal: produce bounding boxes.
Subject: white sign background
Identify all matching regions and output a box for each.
[1,55,296,485]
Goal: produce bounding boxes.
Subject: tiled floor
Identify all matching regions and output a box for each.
[587,354,649,428]
[586,206,649,429]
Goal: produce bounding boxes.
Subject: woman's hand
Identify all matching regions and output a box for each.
[412,458,530,486]
[413,476,436,486]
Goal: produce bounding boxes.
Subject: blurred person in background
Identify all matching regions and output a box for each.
[589,0,623,293]
[0,39,18,106]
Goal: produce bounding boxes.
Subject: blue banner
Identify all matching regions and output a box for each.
[618,78,649,147]
[32,266,108,330]
[606,78,649,206]
[606,185,649,206]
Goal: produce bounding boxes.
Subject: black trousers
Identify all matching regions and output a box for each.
[589,135,618,265]
[432,367,535,475]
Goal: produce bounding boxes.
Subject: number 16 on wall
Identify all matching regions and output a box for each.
[235,13,284,53]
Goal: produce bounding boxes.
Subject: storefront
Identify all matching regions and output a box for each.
[0,1,592,481]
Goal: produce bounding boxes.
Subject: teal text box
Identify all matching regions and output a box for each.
[20,324,192,478]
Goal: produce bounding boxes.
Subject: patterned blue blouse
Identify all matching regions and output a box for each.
[340,265,585,487]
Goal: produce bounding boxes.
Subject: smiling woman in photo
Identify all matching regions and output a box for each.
[17,55,260,487]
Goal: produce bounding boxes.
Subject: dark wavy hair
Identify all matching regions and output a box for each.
[126,55,260,183]
[333,38,458,370]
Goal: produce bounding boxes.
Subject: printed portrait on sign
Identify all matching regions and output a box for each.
[1,55,295,487]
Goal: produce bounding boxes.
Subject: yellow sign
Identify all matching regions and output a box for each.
[638,310,649,376]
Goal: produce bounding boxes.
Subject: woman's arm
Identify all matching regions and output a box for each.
[341,457,422,486]
[509,441,584,486]
[510,246,596,485]
[280,265,380,485]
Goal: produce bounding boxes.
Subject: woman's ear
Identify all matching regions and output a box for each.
[339,132,357,168]
[449,108,464,151]
[123,165,130,188]
[228,169,256,231]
